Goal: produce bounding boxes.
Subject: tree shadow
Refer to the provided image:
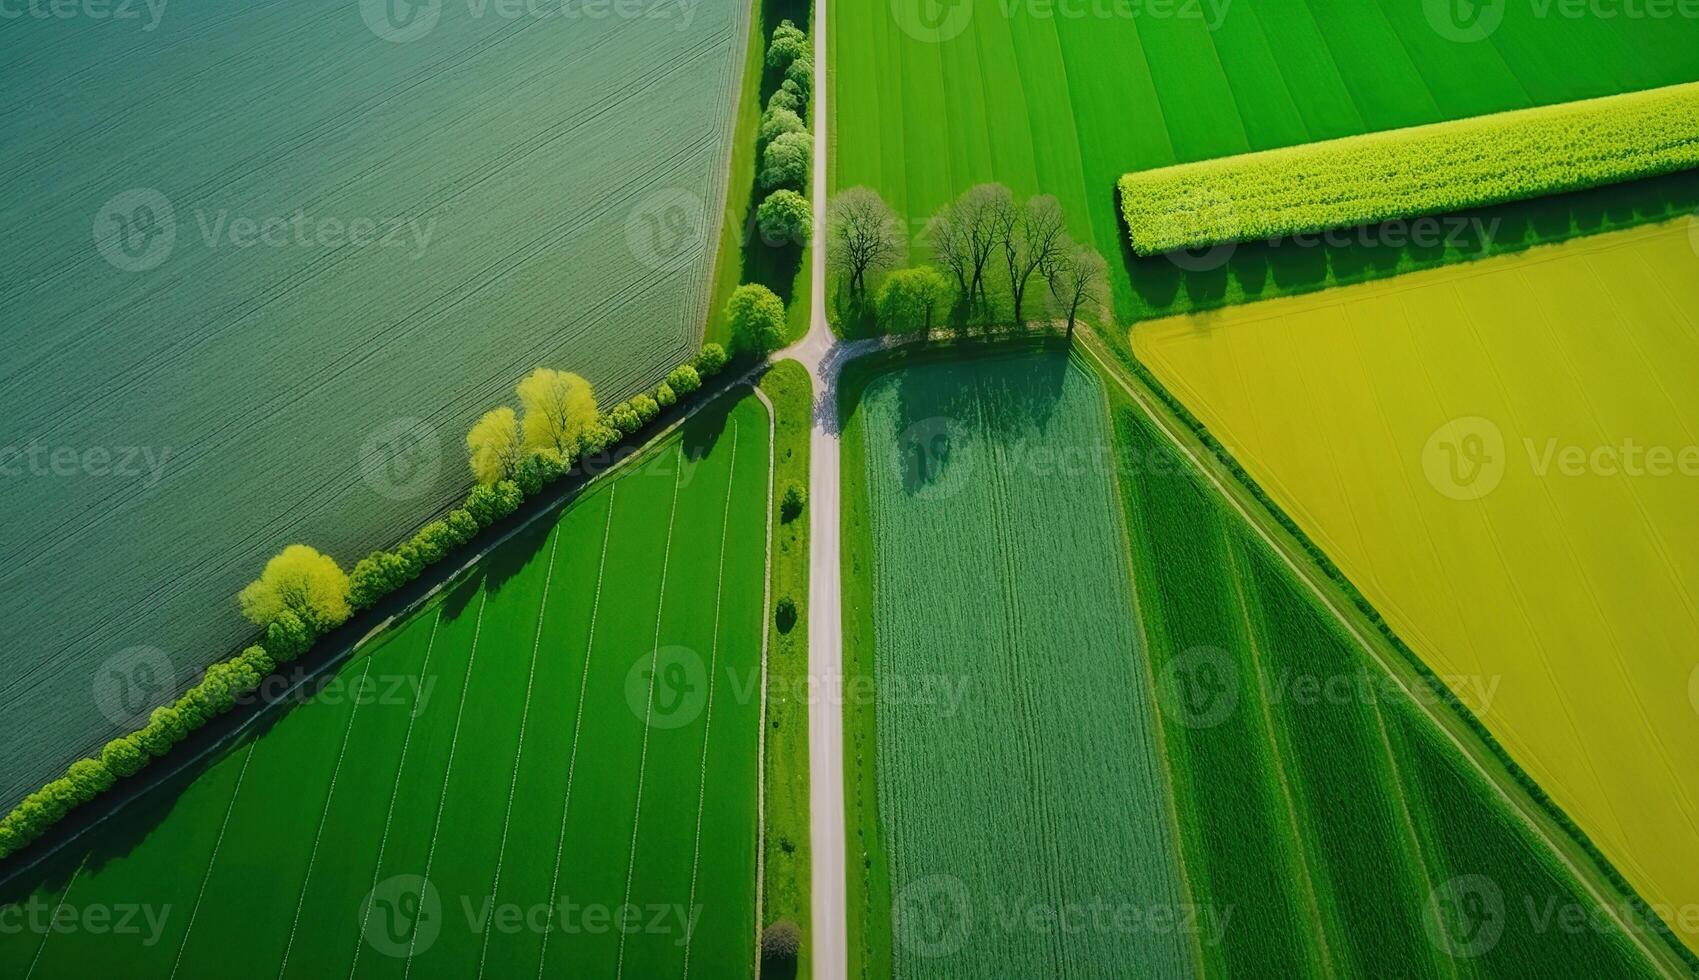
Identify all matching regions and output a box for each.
[1117,168,1699,321]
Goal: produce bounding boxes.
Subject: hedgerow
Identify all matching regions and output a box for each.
[1119,81,1699,254]
[0,344,734,865]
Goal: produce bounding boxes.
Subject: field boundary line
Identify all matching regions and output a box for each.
[167,741,257,980]
[681,419,743,980]
[537,485,618,979]
[348,610,442,980]
[615,445,687,979]
[748,383,776,979]
[276,656,375,978]
[404,590,491,975]
[0,374,768,895]
[21,850,87,979]
[1226,535,1340,977]
[1077,334,1693,978]
[475,526,562,979]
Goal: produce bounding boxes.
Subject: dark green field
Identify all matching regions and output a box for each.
[0,392,773,980]
[834,0,1699,319]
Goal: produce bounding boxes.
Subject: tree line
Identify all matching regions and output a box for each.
[825,183,1110,338]
[0,344,730,861]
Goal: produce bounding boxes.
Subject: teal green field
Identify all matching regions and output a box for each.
[0,391,773,980]
[832,0,1699,319]
[0,0,750,814]
[840,348,1684,978]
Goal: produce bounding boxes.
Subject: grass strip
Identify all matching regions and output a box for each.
[1119,81,1699,254]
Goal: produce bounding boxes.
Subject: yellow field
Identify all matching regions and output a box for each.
[1135,219,1699,952]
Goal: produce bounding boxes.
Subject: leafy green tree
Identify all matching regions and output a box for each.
[238,544,351,634]
[467,406,521,485]
[876,266,953,334]
[726,284,787,356]
[632,394,660,425]
[768,80,804,115]
[760,131,812,192]
[517,368,599,456]
[668,363,702,394]
[405,520,458,567]
[446,509,480,545]
[139,706,186,757]
[655,382,677,408]
[767,20,807,68]
[65,758,115,802]
[262,608,313,663]
[784,56,813,95]
[696,344,728,376]
[760,106,805,145]
[608,402,642,436]
[757,189,812,247]
[515,448,568,498]
[101,736,148,778]
[466,480,523,528]
[349,549,415,610]
[239,644,276,678]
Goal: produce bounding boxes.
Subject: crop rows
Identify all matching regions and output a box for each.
[1119,82,1699,253]
[849,352,1192,979]
[1103,386,1663,977]
[0,395,772,980]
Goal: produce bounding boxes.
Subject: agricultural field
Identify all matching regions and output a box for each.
[1133,218,1699,956]
[840,349,1194,978]
[840,347,1686,977]
[0,391,774,979]
[0,0,749,811]
[833,0,1699,319]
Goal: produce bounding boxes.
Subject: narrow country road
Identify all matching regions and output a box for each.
[786,0,850,977]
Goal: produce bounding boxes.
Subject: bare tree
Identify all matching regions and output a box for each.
[1047,241,1110,339]
[927,184,1012,320]
[994,194,1068,326]
[827,187,906,298]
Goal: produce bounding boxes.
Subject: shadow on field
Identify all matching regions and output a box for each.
[1120,169,1699,319]
[891,348,1069,497]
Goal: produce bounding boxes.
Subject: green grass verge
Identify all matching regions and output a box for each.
[757,360,812,976]
[1120,82,1699,253]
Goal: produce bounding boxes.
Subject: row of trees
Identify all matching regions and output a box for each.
[0,345,731,861]
[755,21,813,249]
[826,183,1110,337]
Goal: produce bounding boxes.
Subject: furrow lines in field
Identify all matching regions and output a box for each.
[168,742,257,980]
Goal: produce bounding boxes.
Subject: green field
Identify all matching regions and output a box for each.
[0,391,773,980]
[832,0,1699,321]
[841,346,1679,977]
[0,0,751,812]
[841,349,1194,977]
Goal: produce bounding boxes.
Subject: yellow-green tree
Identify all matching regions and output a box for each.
[237,544,351,633]
[517,369,598,455]
[467,407,521,485]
